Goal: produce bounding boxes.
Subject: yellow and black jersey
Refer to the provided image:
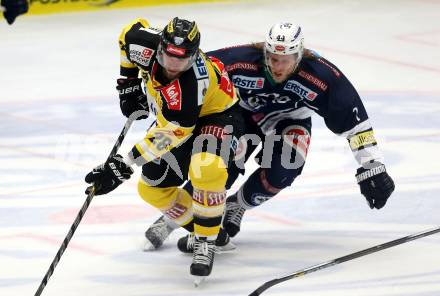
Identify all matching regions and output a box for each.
[118,18,239,165]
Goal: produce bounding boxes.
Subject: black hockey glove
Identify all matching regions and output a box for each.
[116,78,149,120]
[1,0,28,25]
[85,154,134,196]
[355,162,395,209]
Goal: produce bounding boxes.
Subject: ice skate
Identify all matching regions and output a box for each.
[177,228,236,254]
[223,193,246,237]
[143,216,178,251]
[190,237,215,286]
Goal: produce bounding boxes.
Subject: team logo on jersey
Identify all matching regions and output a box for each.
[284,80,318,101]
[232,75,265,89]
[194,55,208,79]
[161,80,182,111]
[129,44,155,66]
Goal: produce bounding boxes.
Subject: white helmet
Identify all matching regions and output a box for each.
[265,22,304,60]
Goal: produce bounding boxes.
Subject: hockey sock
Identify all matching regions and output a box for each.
[236,168,283,208]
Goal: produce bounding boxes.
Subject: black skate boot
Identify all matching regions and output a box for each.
[190,236,215,286]
[223,193,246,237]
[177,228,236,254]
[143,216,178,251]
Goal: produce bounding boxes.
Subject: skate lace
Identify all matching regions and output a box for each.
[193,239,214,265]
[186,233,195,251]
[226,201,246,226]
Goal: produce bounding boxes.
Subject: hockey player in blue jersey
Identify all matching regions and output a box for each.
[209,22,395,239]
[131,22,395,250]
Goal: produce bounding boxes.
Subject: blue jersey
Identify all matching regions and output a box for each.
[207,45,382,165]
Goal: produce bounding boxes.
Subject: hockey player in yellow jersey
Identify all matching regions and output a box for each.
[85,17,244,282]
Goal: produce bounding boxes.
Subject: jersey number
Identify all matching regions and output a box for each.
[353,107,361,121]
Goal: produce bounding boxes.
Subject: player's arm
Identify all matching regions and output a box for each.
[127,116,195,167]
[118,18,151,77]
[116,18,151,120]
[322,73,395,209]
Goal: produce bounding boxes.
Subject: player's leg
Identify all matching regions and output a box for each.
[187,104,244,278]
[177,117,261,253]
[139,141,194,250]
[223,118,312,237]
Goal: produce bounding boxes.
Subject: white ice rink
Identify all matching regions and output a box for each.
[1,0,440,295]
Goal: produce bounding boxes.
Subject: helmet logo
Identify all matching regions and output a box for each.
[276,35,285,42]
[187,23,199,41]
[173,36,184,45]
[275,45,285,51]
[166,44,186,57]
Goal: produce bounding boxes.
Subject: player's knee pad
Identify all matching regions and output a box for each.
[138,180,178,209]
[189,152,228,191]
[138,180,193,226]
[281,124,311,169]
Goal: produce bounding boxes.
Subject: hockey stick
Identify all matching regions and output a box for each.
[34,116,135,296]
[249,226,440,296]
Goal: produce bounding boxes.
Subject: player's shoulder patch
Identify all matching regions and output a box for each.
[128,44,155,67]
[124,25,160,67]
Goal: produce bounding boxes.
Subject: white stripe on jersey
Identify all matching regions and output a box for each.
[338,119,373,138]
[337,119,383,165]
[258,107,314,135]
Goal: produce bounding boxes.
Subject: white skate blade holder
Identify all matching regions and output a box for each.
[216,241,237,253]
[193,276,207,287]
[142,240,157,252]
